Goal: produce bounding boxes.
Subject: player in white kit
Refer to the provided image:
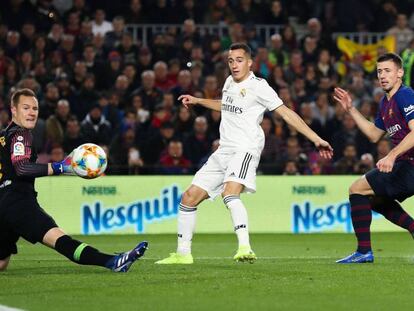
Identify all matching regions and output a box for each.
[156,43,333,264]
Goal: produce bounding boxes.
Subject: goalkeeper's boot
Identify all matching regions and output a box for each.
[107,241,148,272]
[234,246,257,263]
[155,253,193,264]
[336,251,374,264]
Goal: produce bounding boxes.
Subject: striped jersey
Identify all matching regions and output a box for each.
[219,72,283,157]
[374,85,414,162]
[0,122,47,189]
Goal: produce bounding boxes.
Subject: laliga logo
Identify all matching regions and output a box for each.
[82,185,181,234]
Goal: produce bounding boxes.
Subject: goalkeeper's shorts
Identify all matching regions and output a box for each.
[0,187,58,259]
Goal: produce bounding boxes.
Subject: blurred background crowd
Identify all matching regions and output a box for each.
[1,0,414,175]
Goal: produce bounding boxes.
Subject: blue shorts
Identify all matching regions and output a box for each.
[365,161,414,202]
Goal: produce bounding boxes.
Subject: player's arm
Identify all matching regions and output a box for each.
[11,131,73,177]
[274,105,333,159]
[334,87,385,143]
[376,120,414,172]
[178,94,221,111]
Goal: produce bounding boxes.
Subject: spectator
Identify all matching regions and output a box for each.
[284,50,304,83]
[174,105,195,138]
[65,11,81,36]
[72,60,88,89]
[253,47,273,79]
[158,140,192,174]
[203,75,221,100]
[91,9,113,37]
[101,51,123,89]
[80,104,112,146]
[355,153,375,174]
[39,82,60,120]
[109,127,143,175]
[49,144,65,162]
[184,116,212,167]
[268,33,288,67]
[259,116,282,174]
[311,92,335,127]
[131,94,150,126]
[62,116,86,154]
[78,20,93,46]
[234,0,260,24]
[142,121,176,169]
[334,143,359,174]
[154,61,175,92]
[125,0,147,24]
[387,13,414,53]
[283,160,300,175]
[47,23,64,50]
[331,113,374,161]
[264,1,288,25]
[20,21,36,51]
[170,70,195,106]
[131,70,163,112]
[136,47,153,82]
[45,99,71,147]
[302,36,319,65]
[104,16,126,50]
[178,19,201,45]
[204,0,235,25]
[117,32,139,64]
[72,73,100,120]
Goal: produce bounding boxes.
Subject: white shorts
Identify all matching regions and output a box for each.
[192,148,259,199]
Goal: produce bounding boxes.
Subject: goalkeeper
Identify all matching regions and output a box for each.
[0,88,148,272]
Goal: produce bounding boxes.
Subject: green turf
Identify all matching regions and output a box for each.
[0,233,414,311]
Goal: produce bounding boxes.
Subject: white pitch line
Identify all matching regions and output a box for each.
[0,305,25,311]
[141,256,414,260]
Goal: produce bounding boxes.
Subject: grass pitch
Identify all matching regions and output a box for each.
[0,233,413,311]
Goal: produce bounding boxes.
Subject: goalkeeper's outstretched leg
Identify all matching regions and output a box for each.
[43,228,148,272]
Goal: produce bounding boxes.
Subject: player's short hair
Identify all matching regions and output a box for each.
[11,88,36,107]
[377,53,403,68]
[229,43,252,58]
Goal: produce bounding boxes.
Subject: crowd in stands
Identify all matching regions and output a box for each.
[0,0,413,175]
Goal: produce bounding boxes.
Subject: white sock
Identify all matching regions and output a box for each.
[223,195,250,248]
[177,203,197,255]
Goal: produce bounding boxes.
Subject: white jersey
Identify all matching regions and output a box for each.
[219,72,283,156]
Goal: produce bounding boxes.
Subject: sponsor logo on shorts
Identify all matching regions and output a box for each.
[13,142,25,156]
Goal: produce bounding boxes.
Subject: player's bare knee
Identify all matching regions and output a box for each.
[349,182,360,195]
[181,190,199,207]
[0,261,9,271]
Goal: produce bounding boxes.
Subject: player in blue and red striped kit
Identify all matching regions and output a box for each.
[334,53,414,263]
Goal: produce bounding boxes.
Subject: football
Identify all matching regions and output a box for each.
[71,143,107,179]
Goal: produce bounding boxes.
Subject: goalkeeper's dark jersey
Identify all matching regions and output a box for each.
[0,122,48,190]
